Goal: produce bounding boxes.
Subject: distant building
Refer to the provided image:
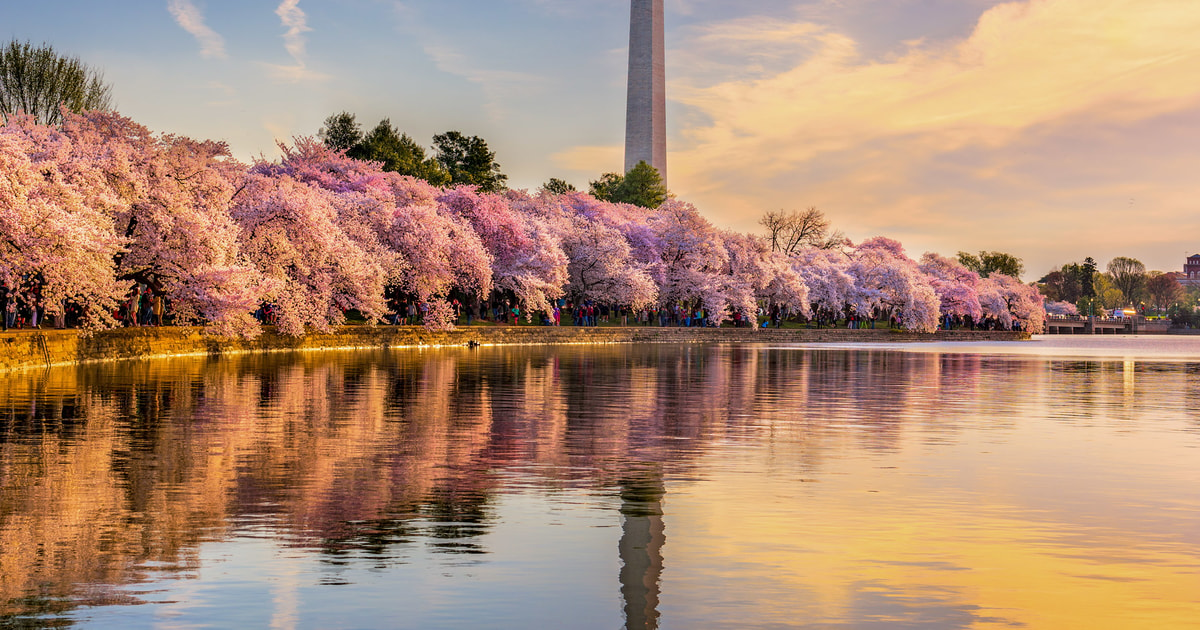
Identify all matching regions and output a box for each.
[1182,254,1200,286]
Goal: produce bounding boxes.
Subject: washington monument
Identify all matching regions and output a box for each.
[624,0,667,184]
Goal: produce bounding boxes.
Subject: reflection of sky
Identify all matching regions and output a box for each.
[660,347,1200,629]
[781,334,1200,361]
[85,492,623,630]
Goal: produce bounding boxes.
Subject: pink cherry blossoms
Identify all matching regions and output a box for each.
[0,111,1047,335]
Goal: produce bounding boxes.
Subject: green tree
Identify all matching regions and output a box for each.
[0,40,113,125]
[1106,256,1146,305]
[588,162,669,209]
[1093,274,1125,310]
[540,178,577,195]
[432,131,507,192]
[352,119,450,186]
[318,111,362,152]
[588,172,624,202]
[957,250,1024,280]
[611,161,669,209]
[1080,257,1098,297]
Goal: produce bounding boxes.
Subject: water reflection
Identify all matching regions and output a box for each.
[1,343,1199,628]
[618,467,665,630]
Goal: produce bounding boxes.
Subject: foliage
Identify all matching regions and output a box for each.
[0,40,113,125]
[540,178,576,195]
[1092,273,1125,310]
[432,131,507,193]
[588,172,624,202]
[957,250,1025,281]
[1039,265,1084,303]
[1080,257,1098,297]
[350,119,450,186]
[587,161,669,209]
[613,161,669,209]
[317,111,362,152]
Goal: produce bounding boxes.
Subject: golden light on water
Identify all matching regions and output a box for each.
[1,341,1199,627]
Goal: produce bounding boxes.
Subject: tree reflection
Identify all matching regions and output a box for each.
[3,344,1182,625]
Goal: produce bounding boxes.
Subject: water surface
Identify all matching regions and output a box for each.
[2,337,1199,628]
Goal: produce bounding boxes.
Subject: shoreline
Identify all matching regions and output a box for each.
[0,325,1031,372]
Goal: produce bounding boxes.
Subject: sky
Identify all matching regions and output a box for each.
[5,0,1200,278]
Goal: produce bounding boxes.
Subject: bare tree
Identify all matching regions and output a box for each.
[1145,272,1182,312]
[0,40,113,125]
[759,207,845,255]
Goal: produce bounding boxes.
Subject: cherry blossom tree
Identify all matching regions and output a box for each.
[378,176,492,328]
[266,139,493,330]
[526,191,657,310]
[980,273,1046,333]
[232,172,386,335]
[644,201,729,319]
[918,252,983,323]
[721,231,809,326]
[59,111,266,335]
[792,246,856,323]
[848,237,940,332]
[0,121,125,327]
[1045,301,1079,316]
[3,111,1050,338]
[438,187,566,317]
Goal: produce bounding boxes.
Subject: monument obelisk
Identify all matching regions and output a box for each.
[624,0,666,184]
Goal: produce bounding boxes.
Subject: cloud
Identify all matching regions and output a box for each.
[390,2,544,120]
[276,0,311,62]
[168,0,227,59]
[266,0,328,83]
[655,0,1200,272]
[261,62,329,83]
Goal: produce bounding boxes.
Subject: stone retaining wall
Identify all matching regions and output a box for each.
[0,326,1030,372]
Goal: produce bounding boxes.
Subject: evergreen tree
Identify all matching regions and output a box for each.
[588,162,669,209]
[541,178,577,195]
[432,131,507,192]
[317,111,362,152]
[352,119,450,186]
[588,172,624,202]
[1080,256,1098,297]
[612,161,669,209]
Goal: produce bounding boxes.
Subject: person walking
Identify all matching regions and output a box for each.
[153,294,164,326]
[2,290,12,331]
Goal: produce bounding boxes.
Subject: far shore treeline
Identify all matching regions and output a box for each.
[0,109,1052,337]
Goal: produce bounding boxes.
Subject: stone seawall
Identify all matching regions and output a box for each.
[0,326,1031,372]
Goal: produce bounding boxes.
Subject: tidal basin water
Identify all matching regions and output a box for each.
[2,337,1199,629]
